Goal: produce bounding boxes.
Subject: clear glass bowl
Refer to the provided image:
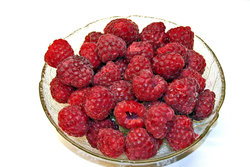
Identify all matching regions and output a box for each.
[39,15,226,166]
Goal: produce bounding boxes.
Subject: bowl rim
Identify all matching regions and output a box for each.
[39,15,226,165]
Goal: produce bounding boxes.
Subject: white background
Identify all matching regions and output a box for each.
[0,0,250,166]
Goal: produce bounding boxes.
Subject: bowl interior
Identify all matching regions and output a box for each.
[39,15,225,165]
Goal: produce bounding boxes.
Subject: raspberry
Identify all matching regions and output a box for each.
[166,115,196,151]
[125,128,158,160]
[164,78,198,115]
[109,80,135,103]
[140,22,167,49]
[57,56,94,88]
[93,61,121,87]
[124,55,152,81]
[166,26,194,49]
[114,58,128,78]
[114,100,146,129]
[157,42,188,63]
[68,87,90,106]
[87,119,118,148]
[97,34,127,63]
[79,42,101,69]
[179,68,206,93]
[104,18,139,44]
[145,102,175,139]
[126,42,154,62]
[186,49,206,74]
[132,70,167,101]
[156,139,163,150]
[84,86,115,120]
[152,52,185,80]
[84,31,103,43]
[143,101,162,109]
[97,128,125,158]
[58,105,88,137]
[50,77,75,103]
[44,39,74,68]
[193,89,216,120]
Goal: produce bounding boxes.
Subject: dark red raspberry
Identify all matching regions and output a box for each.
[179,68,206,93]
[58,105,88,137]
[152,52,185,80]
[97,34,126,63]
[114,100,146,129]
[166,115,196,151]
[126,42,154,62]
[132,70,167,101]
[50,77,75,103]
[109,80,135,103]
[166,26,194,49]
[124,55,152,81]
[145,102,174,139]
[164,78,198,115]
[87,119,118,148]
[79,42,101,69]
[44,39,74,68]
[93,61,121,87]
[157,42,188,63]
[84,31,103,43]
[114,58,128,78]
[97,128,125,158]
[186,49,206,74]
[193,89,216,120]
[143,101,162,109]
[140,22,167,49]
[104,18,139,44]
[84,86,115,120]
[68,87,90,106]
[57,56,94,88]
[125,128,158,160]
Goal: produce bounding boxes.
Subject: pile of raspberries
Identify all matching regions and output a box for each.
[44,18,216,160]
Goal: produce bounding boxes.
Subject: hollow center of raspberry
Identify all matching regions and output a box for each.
[126,112,139,120]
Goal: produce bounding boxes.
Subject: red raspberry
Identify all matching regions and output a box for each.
[186,49,206,74]
[97,34,126,63]
[164,78,198,115]
[114,100,146,129]
[44,39,74,68]
[87,119,118,148]
[166,115,196,151]
[97,128,125,158]
[104,18,139,44]
[68,87,90,106]
[50,78,75,103]
[58,105,88,137]
[125,128,158,160]
[79,42,101,69]
[57,56,94,88]
[84,31,103,43]
[84,86,115,120]
[114,58,128,78]
[179,68,206,93]
[126,42,154,62]
[143,101,162,109]
[157,42,188,63]
[193,89,216,120]
[152,52,185,80]
[145,102,174,139]
[124,55,152,81]
[132,70,167,101]
[109,80,135,103]
[166,26,194,49]
[140,22,167,49]
[93,61,121,87]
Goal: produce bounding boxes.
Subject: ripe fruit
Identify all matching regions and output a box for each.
[58,105,88,137]
[68,87,90,106]
[84,31,103,43]
[44,39,74,68]
[126,41,154,61]
[186,49,206,74]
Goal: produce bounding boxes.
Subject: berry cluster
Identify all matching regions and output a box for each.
[44,18,216,160]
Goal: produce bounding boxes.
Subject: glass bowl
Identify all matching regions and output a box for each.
[39,15,226,166]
